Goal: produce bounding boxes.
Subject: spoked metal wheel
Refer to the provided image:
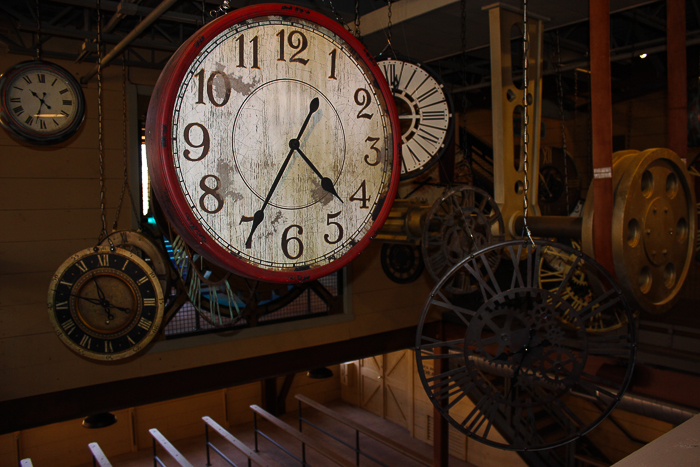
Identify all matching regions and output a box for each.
[416,239,636,451]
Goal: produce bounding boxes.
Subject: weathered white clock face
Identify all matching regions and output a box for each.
[172,16,394,272]
[6,67,80,134]
[378,59,452,177]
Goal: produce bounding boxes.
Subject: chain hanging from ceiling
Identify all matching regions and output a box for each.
[354,0,361,38]
[95,0,113,249]
[521,0,534,244]
[35,0,42,60]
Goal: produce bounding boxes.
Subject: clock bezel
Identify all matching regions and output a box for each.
[0,59,86,145]
[146,3,401,283]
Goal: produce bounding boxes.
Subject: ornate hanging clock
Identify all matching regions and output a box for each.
[47,246,165,361]
[376,57,454,179]
[0,60,85,144]
[147,4,400,283]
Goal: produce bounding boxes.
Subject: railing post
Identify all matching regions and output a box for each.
[152,437,157,467]
[355,430,360,466]
[204,423,211,467]
[298,400,303,432]
[253,412,259,452]
[302,441,306,466]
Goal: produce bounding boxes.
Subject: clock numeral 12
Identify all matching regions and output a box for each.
[277,29,309,65]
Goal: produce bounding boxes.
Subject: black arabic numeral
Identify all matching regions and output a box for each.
[349,180,370,208]
[364,136,381,166]
[354,88,373,119]
[199,175,224,214]
[324,211,344,244]
[206,71,231,107]
[282,225,304,260]
[183,122,210,161]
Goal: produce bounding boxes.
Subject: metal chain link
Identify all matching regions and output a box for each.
[323,0,351,32]
[112,59,130,231]
[210,0,231,19]
[96,0,112,249]
[555,31,570,212]
[201,0,206,25]
[354,0,361,38]
[387,0,393,49]
[35,0,41,60]
[521,0,534,245]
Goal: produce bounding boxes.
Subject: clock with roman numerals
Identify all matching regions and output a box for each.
[416,239,636,451]
[147,4,400,283]
[0,60,85,145]
[377,57,453,179]
[47,246,165,361]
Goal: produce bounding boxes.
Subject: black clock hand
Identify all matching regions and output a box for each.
[245,97,320,248]
[295,148,342,202]
[69,293,103,306]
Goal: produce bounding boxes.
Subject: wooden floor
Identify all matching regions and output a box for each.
[75,400,477,467]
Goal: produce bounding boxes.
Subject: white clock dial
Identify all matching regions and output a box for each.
[169,16,395,273]
[378,58,453,178]
[7,68,80,133]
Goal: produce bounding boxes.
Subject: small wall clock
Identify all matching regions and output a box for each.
[147,4,400,283]
[47,246,165,361]
[376,56,454,179]
[0,60,85,145]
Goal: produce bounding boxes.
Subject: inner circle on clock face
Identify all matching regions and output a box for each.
[232,79,346,210]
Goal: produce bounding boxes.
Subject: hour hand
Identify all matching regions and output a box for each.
[295,148,342,202]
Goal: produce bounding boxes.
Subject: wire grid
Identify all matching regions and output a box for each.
[163,270,341,337]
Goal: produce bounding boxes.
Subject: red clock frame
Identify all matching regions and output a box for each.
[146,3,401,283]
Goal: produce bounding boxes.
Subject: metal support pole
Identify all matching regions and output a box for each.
[667,0,687,162]
[80,0,179,83]
[433,322,448,467]
[589,0,616,275]
[356,430,360,466]
[253,413,259,452]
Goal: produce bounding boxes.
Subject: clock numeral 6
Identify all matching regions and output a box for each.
[199,175,224,214]
[354,88,373,120]
[194,69,231,107]
[324,211,344,245]
[183,122,210,161]
[282,225,304,260]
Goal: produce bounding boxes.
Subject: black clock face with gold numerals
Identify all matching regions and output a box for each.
[47,246,164,361]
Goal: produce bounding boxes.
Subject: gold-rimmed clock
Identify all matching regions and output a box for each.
[146,4,400,283]
[47,246,165,361]
[0,60,85,145]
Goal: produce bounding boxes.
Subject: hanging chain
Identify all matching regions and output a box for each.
[386,0,393,51]
[521,0,534,245]
[354,0,361,38]
[112,59,130,231]
[210,0,231,18]
[201,0,206,25]
[574,68,578,146]
[96,0,112,249]
[323,0,350,32]
[555,31,570,213]
[35,0,41,60]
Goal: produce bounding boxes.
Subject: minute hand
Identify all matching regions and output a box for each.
[295,148,342,202]
[245,97,320,249]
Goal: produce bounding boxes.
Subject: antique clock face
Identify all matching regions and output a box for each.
[416,240,636,451]
[0,60,85,145]
[147,4,400,283]
[47,246,165,361]
[377,57,453,179]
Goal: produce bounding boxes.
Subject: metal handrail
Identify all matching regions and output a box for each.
[295,394,431,467]
[88,442,113,467]
[202,416,279,467]
[149,428,194,467]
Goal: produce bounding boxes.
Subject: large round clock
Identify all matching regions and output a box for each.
[0,60,85,145]
[376,56,454,179]
[47,246,165,361]
[147,4,400,283]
